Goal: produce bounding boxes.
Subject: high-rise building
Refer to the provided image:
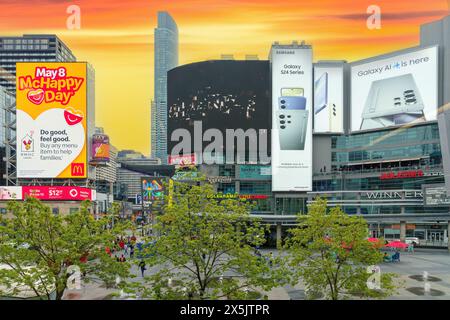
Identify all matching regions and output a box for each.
[0,85,12,147]
[153,12,178,163]
[0,85,13,186]
[0,34,76,92]
[150,100,157,157]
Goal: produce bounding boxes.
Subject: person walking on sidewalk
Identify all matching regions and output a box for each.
[129,245,135,259]
[139,260,146,277]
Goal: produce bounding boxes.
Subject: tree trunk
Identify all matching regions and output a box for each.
[55,288,65,300]
[330,285,339,300]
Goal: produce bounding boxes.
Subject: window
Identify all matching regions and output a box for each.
[240,182,271,194]
[69,208,79,214]
[52,207,59,215]
[276,197,306,215]
[217,183,235,194]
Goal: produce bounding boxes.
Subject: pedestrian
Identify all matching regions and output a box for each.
[124,243,128,255]
[130,246,135,259]
[120,254,126,263]
[268,252,274,267]
[139,260,146,277]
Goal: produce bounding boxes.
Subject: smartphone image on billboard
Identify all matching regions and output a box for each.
[360,73,426,130]
[314,72,328,115]
[276,110,308,150]
[281,88,304,97]
[279,96,307,110]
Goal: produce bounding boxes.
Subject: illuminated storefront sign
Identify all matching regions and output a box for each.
[207,193,269,200]
[380,170,424,180]
[380,170,442,180]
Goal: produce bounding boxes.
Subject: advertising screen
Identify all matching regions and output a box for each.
[271,46,313,191]
[313,65,344,133]
[141,177,166,210]
[167,60,271,164]
[351,46,438,132]
[0,186,95,201]
[0,187,22,200]
[92,133,110,163]
[168,153,197,167]
[423,185,450,206]
[16,62,88,178]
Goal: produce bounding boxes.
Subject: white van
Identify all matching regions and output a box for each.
[405,237,420,246]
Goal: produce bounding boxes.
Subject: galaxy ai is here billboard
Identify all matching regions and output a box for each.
[351,46,438,132]
[271,46,313,192]
[16,62,88,178]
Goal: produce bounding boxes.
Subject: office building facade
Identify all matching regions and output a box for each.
[0,34,76,93]
[153,12,178,163]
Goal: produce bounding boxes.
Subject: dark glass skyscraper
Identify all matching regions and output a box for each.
[152,12,178,163]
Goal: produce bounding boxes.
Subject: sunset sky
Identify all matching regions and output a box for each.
[0,0,448,155]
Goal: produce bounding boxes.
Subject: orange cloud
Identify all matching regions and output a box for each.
[0,0,448,154]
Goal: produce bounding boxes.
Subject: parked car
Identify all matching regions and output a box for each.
[405,237,420,246]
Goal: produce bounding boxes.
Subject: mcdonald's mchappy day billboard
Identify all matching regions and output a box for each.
[16,62,87,178]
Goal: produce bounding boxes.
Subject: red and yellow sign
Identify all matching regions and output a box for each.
[16,63,88,178]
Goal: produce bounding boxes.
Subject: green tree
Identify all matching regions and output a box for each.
[137,180,286,300]
[285,198,396,300]
[0,197,132,300]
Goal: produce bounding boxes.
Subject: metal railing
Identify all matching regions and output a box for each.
[313,164,443,177]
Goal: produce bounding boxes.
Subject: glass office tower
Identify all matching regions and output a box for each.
[153,12,178,163]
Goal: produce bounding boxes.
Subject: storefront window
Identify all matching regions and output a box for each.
[240,182,271,194]
[217,183,235,194]
[276,197,307,215]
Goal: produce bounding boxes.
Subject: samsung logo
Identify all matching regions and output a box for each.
[276,50,295,54]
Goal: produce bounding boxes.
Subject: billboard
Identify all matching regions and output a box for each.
[423,184,450,206]
[141,177,166,211]
[313,65,344,133]
[91,133,110,163]
[168,153,196,167]
[16,62,88,178]
[22,186,95,201]
[351,46,438,132]
[271,46,313,191]
[167,60,271,164]
[0,186,95,201]
[0,187,22,200]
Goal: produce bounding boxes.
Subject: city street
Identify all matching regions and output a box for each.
[63,248,450,300]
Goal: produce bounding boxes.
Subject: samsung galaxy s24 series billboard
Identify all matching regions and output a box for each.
[271,44,313,192]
